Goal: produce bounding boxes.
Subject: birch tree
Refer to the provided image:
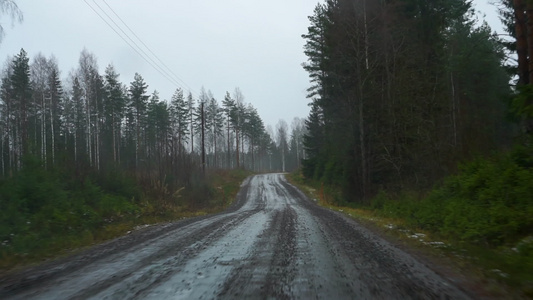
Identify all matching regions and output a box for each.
[0,0,23,42]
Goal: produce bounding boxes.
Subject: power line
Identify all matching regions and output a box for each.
[82,0,196,97]
[101,0,196,94]
[89,1,175,83]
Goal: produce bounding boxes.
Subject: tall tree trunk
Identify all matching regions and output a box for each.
[514,0,529,85]
[95,111,100,171]
[50,102,55,166]
[42,93,47,166]
[235,127,240,169]
[451,71,458,148]
[526,0,533,133]
[227,118,231,168]
[136,111,139,171]
[87,93,92,166]
[251,137,254,172]
[359,98,367,199]
[214,128,217,168]
[1,135,4,176]
[241,130,244,168]
[527,0,533,83]
[201,101,206,174]
[112,115,117,163]
[190,114,194,154]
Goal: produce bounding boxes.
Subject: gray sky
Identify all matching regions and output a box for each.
[1,0,505,128]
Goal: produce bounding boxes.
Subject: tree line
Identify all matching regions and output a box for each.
[0,48,306,188]
[301,0,513,202]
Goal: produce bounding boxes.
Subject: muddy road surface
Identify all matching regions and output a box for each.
[0,174,471,299]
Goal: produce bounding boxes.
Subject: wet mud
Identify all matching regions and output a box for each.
[0,174,471,299]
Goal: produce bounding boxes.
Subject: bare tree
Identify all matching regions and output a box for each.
[0,0,23,43]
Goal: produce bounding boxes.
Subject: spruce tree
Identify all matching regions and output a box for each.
[128,73,149,170]
[10,49,32,158]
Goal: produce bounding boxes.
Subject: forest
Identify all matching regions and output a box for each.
[299,0,533,292]
[301,0,514,199]
[0,48,308,179]
[1,0,533,293]
[0,46,308,265]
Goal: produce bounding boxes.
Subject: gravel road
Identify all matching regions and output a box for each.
[0,173,472,299]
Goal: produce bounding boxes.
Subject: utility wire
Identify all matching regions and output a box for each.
[89,0,176,85]
[82,0,196,97]
[101,0,196,94]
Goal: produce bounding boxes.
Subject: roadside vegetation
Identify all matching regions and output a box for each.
[288,146,533,298]
[0,160,251,271]
[295,1,533,298]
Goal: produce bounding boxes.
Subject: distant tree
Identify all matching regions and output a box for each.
[232,88,246,168]
[103,64,124,164]
[77,49,104,168]
[222,92,235,168]
[30,53,49,163]
[302,102,324,178]
[46,59,63,166]
[30,54,62,167]
[69,76,85,162]
[0,57,14,174]
[243,106,264,171]
[146,90,170,178]
[10,49,31,159]
[128,73,149,171]
[289,117,306,171]
[206,95,224,168]
[276,119,288,173]
[195,87,210,172]
[169,88,189,159]
[187,92,195,154]
[146,90,159,166]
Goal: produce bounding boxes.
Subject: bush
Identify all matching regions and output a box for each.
[0,157,146,263]
[375,147,533,247]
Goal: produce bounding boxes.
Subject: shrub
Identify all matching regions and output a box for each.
[373,147,533,247]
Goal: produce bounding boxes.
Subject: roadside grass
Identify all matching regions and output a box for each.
[0,166,252,273]
[286,169,533,299]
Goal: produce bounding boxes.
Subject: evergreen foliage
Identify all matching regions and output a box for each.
[301,0,513,202]
[0,46,305,265]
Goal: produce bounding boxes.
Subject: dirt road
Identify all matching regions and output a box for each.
[0,174,471,299]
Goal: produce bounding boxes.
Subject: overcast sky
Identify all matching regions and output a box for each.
[1,0,505,128]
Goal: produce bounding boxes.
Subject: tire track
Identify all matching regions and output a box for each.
[1,174,474,299]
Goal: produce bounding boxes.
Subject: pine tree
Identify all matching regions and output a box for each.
[169,88,189,159]
[302,102,324,178]
[187,92,195,154]
[10,49,32,159]
[222,92,236,168]
[103,64,125,165]
[128,73,149,170]
[206,95,224,168]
